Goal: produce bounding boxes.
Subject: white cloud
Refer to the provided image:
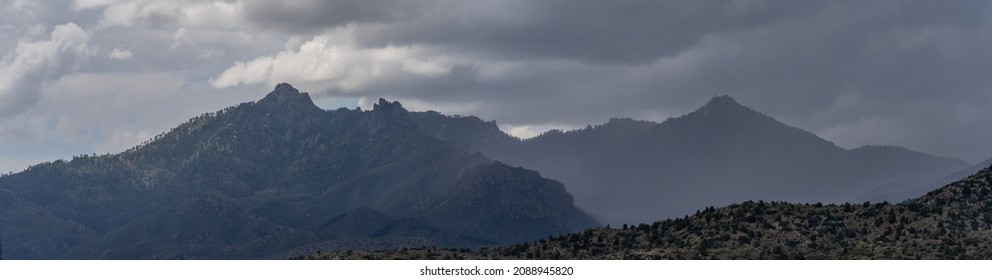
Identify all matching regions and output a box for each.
[73,0,124,10]
[178,1,241,29]
[169,27,195,50]
[77,0,242,29]
[501,124,543,139]
[5,0,44,18]
[107,48,133,59]
[0,22,91,117]
[499,123,581,140]
[211,35,455,93]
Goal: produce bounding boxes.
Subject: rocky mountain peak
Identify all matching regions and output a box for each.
[368,98,414,136]
[257,83,320,112]
[372,98,404,112]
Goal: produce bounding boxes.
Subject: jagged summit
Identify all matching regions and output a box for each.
[368,98,415,135]
[258,83,320,112]
[372,97,406,113]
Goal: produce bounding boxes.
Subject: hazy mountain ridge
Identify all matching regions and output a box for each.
[410,95,970,224]
[310,161,992,260]
[0,84,596,259]
[866,156,992,203]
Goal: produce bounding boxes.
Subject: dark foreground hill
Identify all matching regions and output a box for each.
[0,84,596,259]
[410,96,968,224]
[309,162,992,260]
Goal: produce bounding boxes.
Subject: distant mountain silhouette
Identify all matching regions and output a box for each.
[410,95,968,224]
[0,83,596,259]
[865,156,992,203]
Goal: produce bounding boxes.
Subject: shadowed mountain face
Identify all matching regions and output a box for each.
[0,84,597,259]
[410,96,968,224]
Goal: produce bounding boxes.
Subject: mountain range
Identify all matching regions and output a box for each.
[0,83,983,259]
[410,95,971,224]
[0,84,596,259]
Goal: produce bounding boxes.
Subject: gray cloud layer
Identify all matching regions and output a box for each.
[224,0,992,162]
[1,0,991,172]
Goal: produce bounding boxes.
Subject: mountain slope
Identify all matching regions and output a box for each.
[57,194,305,259]
[0,83,596,259]
[313,161,992,260]
[0,187,99,259]
[411,95,968,224]
[422,162,598,244]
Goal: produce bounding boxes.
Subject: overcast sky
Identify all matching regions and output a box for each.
[1,0,991,173]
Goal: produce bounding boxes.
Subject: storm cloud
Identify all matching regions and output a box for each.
[1,0,991,172]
